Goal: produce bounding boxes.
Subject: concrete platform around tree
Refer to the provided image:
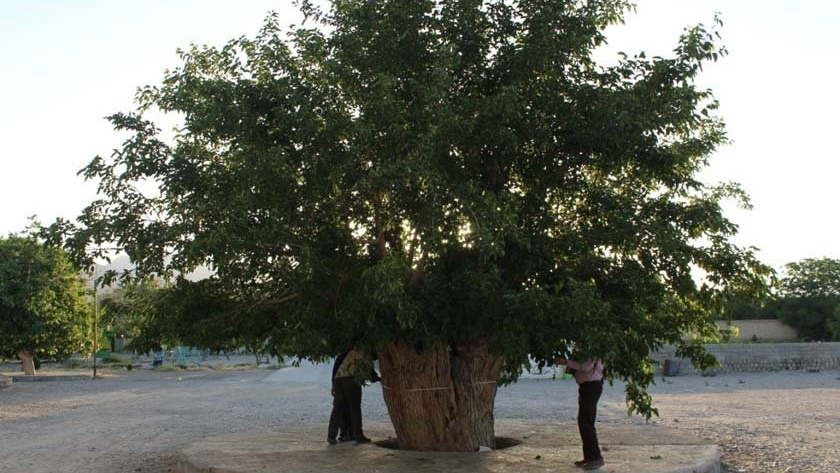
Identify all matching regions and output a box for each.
[176,420,719,473]
[5,372,92,382]
[0,375,12,389]
[0,370,101,383]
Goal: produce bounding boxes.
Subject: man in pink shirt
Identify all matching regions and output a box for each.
[555,356,605,470]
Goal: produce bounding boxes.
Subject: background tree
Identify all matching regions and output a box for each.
[831,304,840,341]
[101,279,275,356]
[773,297,838,341]
[48,0,770,450]
[779,258,840,298]
[776,258,840,340]
[721,258,840,340]
[99,280,165,352]
[0,236,91,375]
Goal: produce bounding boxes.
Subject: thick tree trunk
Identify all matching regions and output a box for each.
[18,349,36,376]
[379,340,503,451]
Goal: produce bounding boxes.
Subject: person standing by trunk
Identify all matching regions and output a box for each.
[330,350,353,442]
[327,348,379,445]
[555,355,605,470]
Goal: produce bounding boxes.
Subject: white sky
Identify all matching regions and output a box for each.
[1,0,838,271]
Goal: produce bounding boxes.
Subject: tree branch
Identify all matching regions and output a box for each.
[407,228,419,265]
[262,292,301,306]
[408,251,426,287]
[374,192,387,259]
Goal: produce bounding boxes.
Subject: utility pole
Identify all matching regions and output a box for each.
[83,253,115,381]
[93,282,98,380]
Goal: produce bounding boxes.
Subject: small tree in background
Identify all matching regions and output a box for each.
[48,1,771,450]
[723,258,840,341]
[830,304,840,341]
[777,258,840,340]
[773,297,838,341]
[101,279,272,356]
[780,258,840,299]
[99,280,165,352]
[0,236,91,375]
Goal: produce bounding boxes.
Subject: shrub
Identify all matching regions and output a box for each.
[830,304,840,342]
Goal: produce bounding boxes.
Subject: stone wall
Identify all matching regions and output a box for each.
[652,342,840,375]
[0,375,12,389]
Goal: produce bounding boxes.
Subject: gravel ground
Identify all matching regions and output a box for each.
[1,367,838,473]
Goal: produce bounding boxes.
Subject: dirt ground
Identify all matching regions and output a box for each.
[0,367,838,473]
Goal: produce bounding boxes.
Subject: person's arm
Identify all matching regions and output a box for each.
[565,359,594,372]
[331,351,349,395]
[554,357,593,372]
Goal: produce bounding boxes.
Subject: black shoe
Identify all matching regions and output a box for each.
[581,458,605,470]
[354,436,371,445]
[574,459,587,467]
[327,437,337,445]
[338,434,352,443]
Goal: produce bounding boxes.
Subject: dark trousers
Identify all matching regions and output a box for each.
[328,377,363,440]
[577,380,603,461]
[338,404,352,440]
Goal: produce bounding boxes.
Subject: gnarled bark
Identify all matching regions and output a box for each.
[18,349,36,376]
[379,340,503,451]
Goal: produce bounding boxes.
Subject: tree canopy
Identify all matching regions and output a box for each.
[49,0,770,417]
[776,258,840,340]
[780,258,840,298]
[99,280,166,352]
[0,235,91,363]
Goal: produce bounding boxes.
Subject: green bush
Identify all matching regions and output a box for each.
[830,304,840,342]
[66,358,87,369]
[101,353,125,364]
[771,257,840,341]
[776,296,839,341]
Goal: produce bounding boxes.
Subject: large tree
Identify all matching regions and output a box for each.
[49,0,770,450]
[0,236,91,375]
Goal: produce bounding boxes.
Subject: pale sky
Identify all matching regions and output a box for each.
[1,0,838,271]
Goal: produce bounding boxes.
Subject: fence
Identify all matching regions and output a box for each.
[652,342,840,375]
